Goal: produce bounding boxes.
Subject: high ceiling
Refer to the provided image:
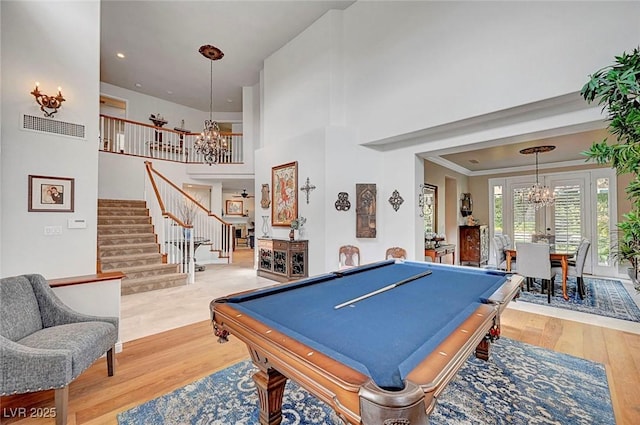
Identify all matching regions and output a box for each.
[100,1,607,187]
[101,1,356,197]
[100,0,355,113]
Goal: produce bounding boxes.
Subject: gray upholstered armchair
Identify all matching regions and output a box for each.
[0,274,118,425]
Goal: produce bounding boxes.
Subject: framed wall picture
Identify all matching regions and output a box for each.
[271,161,298,226]
[225,199,243,216]
[28,175,75,212]
[356,183,376,238]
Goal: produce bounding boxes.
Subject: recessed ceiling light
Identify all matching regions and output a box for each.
[135,83,142,88]
[167,90,173,95]
[116,53,125,59]
[226,98,233,103]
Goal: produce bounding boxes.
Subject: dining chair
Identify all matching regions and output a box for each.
[385,247,407,260]
[502,234,512,249]
[491,235,515,271]
[491,235,503,266]
[553,239,590,299]
[339,245,360,269]
[516,242,557,303]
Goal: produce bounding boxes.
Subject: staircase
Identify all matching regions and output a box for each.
[97,199,187,295]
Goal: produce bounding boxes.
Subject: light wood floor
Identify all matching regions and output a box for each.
[3,264,640,424]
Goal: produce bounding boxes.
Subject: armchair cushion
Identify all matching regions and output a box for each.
[18,322,116,380]
[1,337,73,393]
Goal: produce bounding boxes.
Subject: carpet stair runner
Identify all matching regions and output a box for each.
[98,199,187,295]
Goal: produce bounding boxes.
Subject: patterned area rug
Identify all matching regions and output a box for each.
[518,276,640,322]
[117,338,614,425]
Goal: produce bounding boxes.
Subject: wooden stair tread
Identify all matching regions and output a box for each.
[118,263,179,274]
[99,242,159,250]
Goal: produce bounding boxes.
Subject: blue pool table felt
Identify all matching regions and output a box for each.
[227,261,508,390]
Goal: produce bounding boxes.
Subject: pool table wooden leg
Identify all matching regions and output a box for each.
[476,323,501,361]
[252,367,288,425]
[475,337,490,361]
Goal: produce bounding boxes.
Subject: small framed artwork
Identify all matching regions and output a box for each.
[225,199,243,216]
[271,161,298,227]
[28,175,75,212]
[356,183,376,238]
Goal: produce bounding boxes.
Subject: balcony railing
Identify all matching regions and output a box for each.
[99,114,243,164]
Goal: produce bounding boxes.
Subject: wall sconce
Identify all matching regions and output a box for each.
[460,193,473,217]
[30,82,65,118]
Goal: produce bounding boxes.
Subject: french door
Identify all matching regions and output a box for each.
[490,168,617,277]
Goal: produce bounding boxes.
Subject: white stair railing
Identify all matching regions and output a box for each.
[144,161,233,283]
[99,114,243,164]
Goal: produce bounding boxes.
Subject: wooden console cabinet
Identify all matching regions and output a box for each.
[459,225,488,267]
[257,238,308,282]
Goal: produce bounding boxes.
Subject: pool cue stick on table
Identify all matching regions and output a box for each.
[334,269,433,310]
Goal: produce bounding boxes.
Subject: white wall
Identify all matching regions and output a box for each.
[342,1,640,144]
[98,152,219,201]
[263,11,340,145]
[257,1,640,274]
[100,82,241,134]
[0,1,100,278]
[255,127,327,276]
[322,127,387,268]
[98,154,148,200]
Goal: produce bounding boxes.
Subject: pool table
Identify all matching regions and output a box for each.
[210,260,522,425]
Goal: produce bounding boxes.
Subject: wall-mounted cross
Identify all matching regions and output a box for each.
[300,177,316,204]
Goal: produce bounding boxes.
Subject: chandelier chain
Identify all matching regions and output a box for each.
[209,60,213,122]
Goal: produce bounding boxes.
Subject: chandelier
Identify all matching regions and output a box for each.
[194,45,228,165]
[519,145,556,209]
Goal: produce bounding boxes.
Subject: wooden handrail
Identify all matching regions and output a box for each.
[144,161,167,213]
[144,161,231,226]
[164,211,193,228]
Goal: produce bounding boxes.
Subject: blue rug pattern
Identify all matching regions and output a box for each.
[519,276,640,322]
[117,338,615,425]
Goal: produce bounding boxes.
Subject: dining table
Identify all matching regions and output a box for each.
[504,248,572,300]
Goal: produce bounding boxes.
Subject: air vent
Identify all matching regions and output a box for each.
[21,114,85,139]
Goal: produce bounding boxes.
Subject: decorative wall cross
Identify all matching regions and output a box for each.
[300,177,316,204]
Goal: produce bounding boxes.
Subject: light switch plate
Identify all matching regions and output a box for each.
[68,218,87,229]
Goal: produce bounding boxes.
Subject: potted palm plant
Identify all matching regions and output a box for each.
[614,212,640,284]
[581,47,640,287]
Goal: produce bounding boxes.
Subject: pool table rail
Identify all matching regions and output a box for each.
[407,303,498,413]
[485,274,523,312]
